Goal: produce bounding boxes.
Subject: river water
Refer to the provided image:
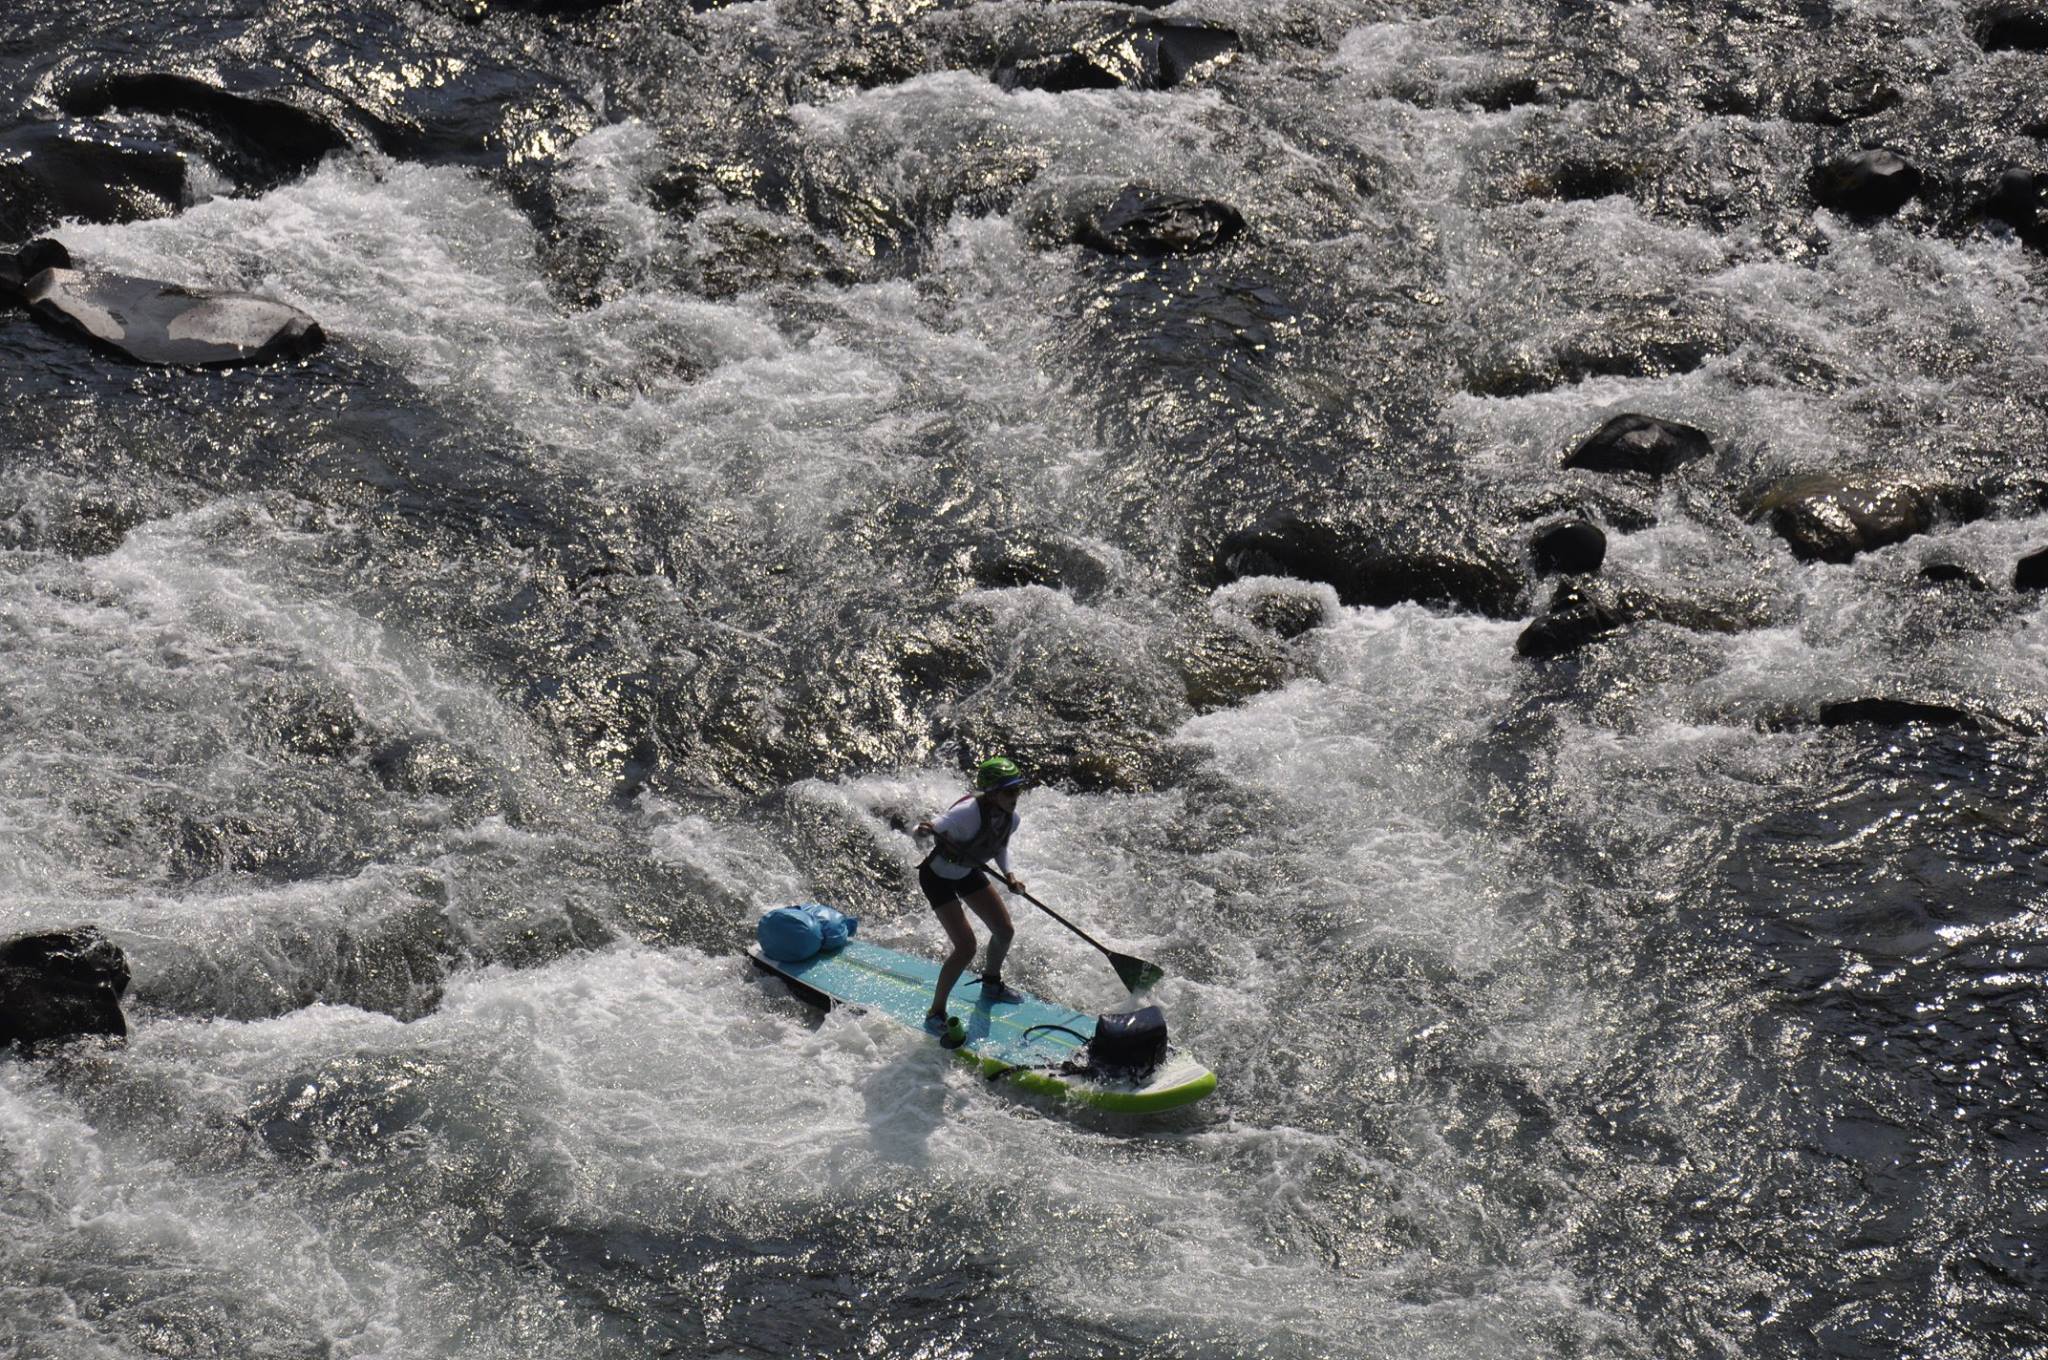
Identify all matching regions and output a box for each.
[3,1,2046,1356]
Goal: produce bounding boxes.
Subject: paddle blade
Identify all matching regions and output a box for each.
[1111,952,1165,994]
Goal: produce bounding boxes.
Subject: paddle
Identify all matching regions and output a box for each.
[923,832,1165,994]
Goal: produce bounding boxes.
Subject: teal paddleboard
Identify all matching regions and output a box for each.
[750,937,1216,1114]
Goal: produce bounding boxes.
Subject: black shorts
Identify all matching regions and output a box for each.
[919,858,989,910]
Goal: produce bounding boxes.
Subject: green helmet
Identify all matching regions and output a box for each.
[975,756,1026,791]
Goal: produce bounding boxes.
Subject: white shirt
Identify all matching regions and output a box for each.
[927,798,1019,879]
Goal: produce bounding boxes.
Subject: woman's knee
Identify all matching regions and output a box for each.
[945,935,977,966]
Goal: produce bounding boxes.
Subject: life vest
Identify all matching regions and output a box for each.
[931,794,1016,872]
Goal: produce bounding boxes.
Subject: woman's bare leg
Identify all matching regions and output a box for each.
[928,899,978,1017]
[960,884,1016,982]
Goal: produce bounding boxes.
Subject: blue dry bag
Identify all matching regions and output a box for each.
[757,907,822,962]
[807,904,858,950]
[756,904,860,963]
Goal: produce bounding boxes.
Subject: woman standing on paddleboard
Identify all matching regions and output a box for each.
[915,756,1028,1042]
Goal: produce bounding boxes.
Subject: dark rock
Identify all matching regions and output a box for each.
[56,73,350,191]
[968,537,1113,598]
[1784,72,1903,126]
[1229,584,1329,639]
[1531,158,1638,202]
[1531,520,1607,576]
[0,238,72,304]
[1512,485,1660,535]
[1516,581,1625,659]
[1471,75,1549,112]
[1217,511,1525,619]
[1077,188,1245,258]
[1818,698,1981,730]
[1563,414,1712,478]
[1468,315,1718,398]
[1175,624,1291,713]
[0,474,189,558]
[1983,168,2042,237]
[1976,3,2048,51]
[0,927,130,1052]
[370,736,486,796]
[264,686,367,760]
[2016,545,2048,591]
[25,267,324,367]
[996,19,1240,93]
[18,238,72,276]
[1616,586,1773,635]
[1811,148,1923,218]
[462,0,627,14]
[1920,559,1987,589]
[1751,475,1936,564]
[0,121,187,242]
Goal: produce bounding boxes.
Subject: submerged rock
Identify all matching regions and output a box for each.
[1515,581,1625,659]
[0,238,72,304]
[2015,546,2048,591]
[1563,414,1712,478]
[1920,558,1988,590]
[967,534,1114,598]
[1217,510,1525,619]
[1213,580,1331,639]
[1174,622,1292,713]
[56,72,350,191]
[1975,3,2048,51]
[1784,71,1904,126]
[0,928,130,1053]
[1750,475,1936,564]
[0,121,186,242]
[996,19,1239,93]
[1982,169,2043,242]
[1811,148,1923,218]
[1077,188,1245,258]
[1818,698,1982,730]
[1530,520,1607,576]
[23,266,324,367]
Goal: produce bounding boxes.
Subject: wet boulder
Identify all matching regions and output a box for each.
[1818,698,1981,730]
[1751,475,1938,564]
[1982,169,2042,242]
[24,266,324,367]
[1811,148,1923,218]
[968,535,1114,598]
[0,238,72,304]
[1077,188,1245,258]
[1616,585,1773,635]
[1217,509,1525,619]
[1975,3,2048,51]
[1530,520,1606,576]
[1920,558,1987,589]
[996,18,1239,93]
[1516,581,1625,659]
[1211,580,1331,639]
[0,928,130,1052]
[1783,70,1904,126]
[56,72,350,192]
[0,482,157,557]
[1563,414,1712,478]
[2015,546,2048,591]
[0,121,187,242]
[459,0,622,14]
[1174,622,1292,713]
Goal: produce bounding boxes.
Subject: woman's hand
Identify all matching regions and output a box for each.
[1006,875,1026,894]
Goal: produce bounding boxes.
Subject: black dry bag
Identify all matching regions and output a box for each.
[1089,1005,1168,1079]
